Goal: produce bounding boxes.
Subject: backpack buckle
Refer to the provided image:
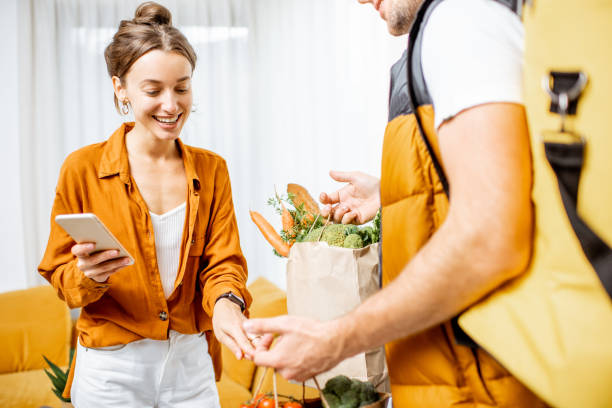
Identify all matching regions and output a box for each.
[541,71,588,132]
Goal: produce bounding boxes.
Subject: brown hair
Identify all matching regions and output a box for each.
[104,2,197,113]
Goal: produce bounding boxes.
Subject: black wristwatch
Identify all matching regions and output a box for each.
[215,292,246,312]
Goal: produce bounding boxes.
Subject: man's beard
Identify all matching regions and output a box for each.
[387,0,422,36]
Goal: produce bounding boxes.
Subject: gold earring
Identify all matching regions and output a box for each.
[121,100,130,115]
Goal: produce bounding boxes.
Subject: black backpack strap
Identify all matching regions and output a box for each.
[406,0,521,196]
[406,0,522,348]
[541,70,612,298]
[406,0,450,196]
[406,0,475,347]
[496,0,524,16]
[544,142,612,297]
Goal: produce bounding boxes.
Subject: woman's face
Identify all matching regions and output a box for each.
[114,50,193,142]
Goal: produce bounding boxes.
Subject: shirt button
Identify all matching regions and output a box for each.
[158,311,168,321]
[191,239,196,244]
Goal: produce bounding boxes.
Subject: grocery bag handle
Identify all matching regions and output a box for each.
[313,377,331,408]
[313,214,332,242]
[252,367,332,408]
[251,367,281,408]
[251,367,268,404]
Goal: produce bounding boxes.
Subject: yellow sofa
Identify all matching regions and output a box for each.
[0,286,72,407]
[0,278,318,408]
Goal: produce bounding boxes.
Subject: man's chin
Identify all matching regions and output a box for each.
[385,1,420,36]
[387,22,411,36]
[387,25,410,36]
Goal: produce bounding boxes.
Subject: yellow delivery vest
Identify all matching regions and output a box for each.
[459,1,612,407]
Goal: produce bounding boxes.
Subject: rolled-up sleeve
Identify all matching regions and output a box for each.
[38,167,109,309]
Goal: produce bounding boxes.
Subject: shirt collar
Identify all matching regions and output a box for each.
[98,122,201,192]
[176,137,201,192]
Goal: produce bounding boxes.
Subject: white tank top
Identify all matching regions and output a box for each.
[150,202,186,299]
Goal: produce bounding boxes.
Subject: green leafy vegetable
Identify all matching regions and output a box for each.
[266,192,381,255]
[322,375,380,408]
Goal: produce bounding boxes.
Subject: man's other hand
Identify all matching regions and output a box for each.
[320,171,380,224]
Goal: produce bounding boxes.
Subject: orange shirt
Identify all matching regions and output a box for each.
[38,122,251,381]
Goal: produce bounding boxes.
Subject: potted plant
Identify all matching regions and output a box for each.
[43,348,74,408]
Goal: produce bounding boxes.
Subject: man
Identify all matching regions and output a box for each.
[245,0,546,406]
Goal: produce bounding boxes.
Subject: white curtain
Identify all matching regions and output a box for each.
[10,0,405,292]
[246,1,406,288]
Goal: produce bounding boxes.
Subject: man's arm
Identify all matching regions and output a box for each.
[245,102,533,381]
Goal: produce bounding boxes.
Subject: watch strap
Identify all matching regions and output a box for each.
[216,292,246,312]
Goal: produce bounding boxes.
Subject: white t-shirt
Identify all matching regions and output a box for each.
[150,202,186,299]
[421,0,524,129]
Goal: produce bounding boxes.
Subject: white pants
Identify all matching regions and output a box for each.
[71,331,221,408]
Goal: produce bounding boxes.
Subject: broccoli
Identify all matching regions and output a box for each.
[323,376,380,408]
[323,392,341,408]
[344,225,360,235]
[302,219,379,249]
[303,224,350,247]
[324,375,353,396]
[348,379,363,395]
[339,394,360,408]
[343,234,364,248]
[303,226,324,243]
[358,381,378,405]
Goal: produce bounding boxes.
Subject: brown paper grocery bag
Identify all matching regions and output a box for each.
[286,241,388,392]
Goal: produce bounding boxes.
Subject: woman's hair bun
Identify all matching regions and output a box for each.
[133,2,172,26]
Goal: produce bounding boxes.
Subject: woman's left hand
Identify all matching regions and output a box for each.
[212,298,255,360]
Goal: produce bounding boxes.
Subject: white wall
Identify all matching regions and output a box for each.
[0,0,27,292]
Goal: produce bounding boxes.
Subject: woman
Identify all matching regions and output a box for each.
[38,2,253,407]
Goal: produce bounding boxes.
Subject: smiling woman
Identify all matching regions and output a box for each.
[112,50,193,151]
[37,2,253,407]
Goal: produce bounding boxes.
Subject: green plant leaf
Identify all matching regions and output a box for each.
[43,367,56,383]
[44,368,66,392]
[43,355,68,381]
[52,387,70,403]
[43,352,73,403]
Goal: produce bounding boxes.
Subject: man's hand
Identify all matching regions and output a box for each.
[320,171,380,224]
[213,298,255,360]
[244,316,345,382]
[72,243,131,283]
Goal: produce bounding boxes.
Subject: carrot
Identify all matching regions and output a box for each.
[282,207,295,240]
[301,212,315,227]
[287,183,320,216]
[275,188,295,236]
[250,210,291,257]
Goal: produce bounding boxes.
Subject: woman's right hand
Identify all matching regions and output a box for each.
[320,170,381,225]
[72,243,131,283]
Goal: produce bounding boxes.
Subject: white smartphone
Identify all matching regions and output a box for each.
[55,213,134,265]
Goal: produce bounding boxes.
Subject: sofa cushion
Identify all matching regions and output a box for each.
[248,277,288,318]
[216,371,252,408]
[1,286,70,373]
[0,367,65,408]
[220,277,288,391]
